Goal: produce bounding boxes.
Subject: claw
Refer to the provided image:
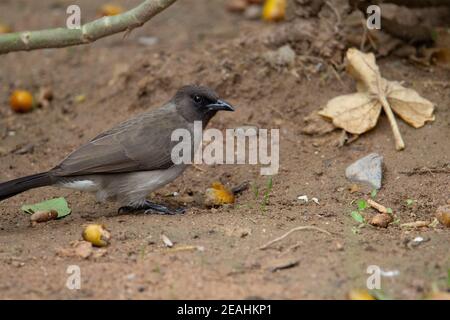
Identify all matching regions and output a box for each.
[118,200,185,215]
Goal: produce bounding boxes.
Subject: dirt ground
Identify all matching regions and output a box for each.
[0,0,449,299]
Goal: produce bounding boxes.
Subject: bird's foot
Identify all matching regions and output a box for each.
[118,200,185,215]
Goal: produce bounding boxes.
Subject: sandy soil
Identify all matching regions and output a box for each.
[0,0,449,299]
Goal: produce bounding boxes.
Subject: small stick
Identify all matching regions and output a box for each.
[376,77,405,151]
[259,226,331,250]
[400,221,430,229]
[367,199,388,214]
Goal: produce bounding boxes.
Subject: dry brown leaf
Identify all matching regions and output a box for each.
[387,82,435,128]
[319,92,381,135]
[319,48,435,150]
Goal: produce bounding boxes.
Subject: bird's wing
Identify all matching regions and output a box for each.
[51,104,189,176]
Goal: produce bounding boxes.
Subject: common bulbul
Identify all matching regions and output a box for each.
[0,85,234,214]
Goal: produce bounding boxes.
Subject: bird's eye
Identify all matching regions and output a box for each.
[193,95,203,105]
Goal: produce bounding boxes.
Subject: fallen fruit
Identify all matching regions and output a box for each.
[435,205,450,227]
[82,224,111,247]
[30,210,58,226]
[98,4,124,16]
[204,182,235,207]
[262,0,286,22]
[348,289,376,300]
[10,90,34,113]
[37,87,53,108]
[0,23,12,34]
[370,213,392,228]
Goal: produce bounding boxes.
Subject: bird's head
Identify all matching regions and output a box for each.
[173,85,234,123]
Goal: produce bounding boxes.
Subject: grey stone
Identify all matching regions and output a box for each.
[345,153,383,190]
[263,45,296,69]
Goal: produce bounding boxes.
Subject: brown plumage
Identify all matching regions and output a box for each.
[0,85,234,214]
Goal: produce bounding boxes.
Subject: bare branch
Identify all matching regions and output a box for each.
[0,0,177,55]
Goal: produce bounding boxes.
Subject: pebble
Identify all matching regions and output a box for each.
[244,5,262,20]
[345,153,383,190]
[263,44,296,69]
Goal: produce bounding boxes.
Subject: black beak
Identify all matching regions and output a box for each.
[207,99,234,112]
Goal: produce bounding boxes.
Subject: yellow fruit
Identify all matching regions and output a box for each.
[82,224,111,247]
[98,4,124,16]
[0,23,12,34]
[10,90,34,113]
[262,0,286,22]
[435,205,450,227]
[348,289,376,300]
[204,182,235,207]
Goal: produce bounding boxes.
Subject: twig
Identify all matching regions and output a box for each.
[399,166,450,176]
[376,76,405,150]
[259,226,332,250]
[270,260,300,272]
[0,0,177,54]
[367,199,388,214]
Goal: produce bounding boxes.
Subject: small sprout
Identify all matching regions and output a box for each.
[262,177,273,206]
[387,208,393,215]
[370,189,378,199]
[252,183,259,199]
[357,199,368,211]
[351,211,365,224]
[406,199,415,206]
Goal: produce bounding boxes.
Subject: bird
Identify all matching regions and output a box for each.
[0,85,234,215]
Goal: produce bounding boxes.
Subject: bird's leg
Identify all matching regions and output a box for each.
[143,200,186,215]
[118,200,185,215]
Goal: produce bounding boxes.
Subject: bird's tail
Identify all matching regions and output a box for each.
[0,172,53,201]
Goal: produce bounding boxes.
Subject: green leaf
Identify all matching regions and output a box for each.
[370,189,378,199]
[387,208,393,215]
[21,197,71,218]
[406,199,414,206]
[351,211,365,223]
[357,199,367,211]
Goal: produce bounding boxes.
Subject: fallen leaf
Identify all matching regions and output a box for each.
[21,197,71,218]
[319,48,435,150]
